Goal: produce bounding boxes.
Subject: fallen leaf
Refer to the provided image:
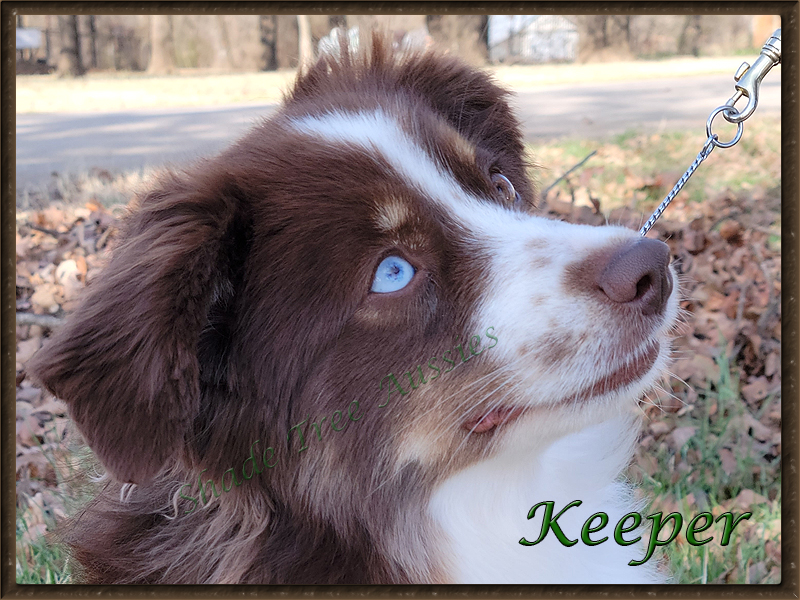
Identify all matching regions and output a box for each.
[16,400,35,420]
[674,354,720,385]
[649,421,672,437]
[718,219,743,244]
[748,561,768,584]
[16,415,40,447]
[741,377,770,406]
[729,412,772,443]
[55,258,85,301]
[16,337,42,364]
[668,426,696,451]
[16,383,42,405]
[29,284,60,314]
[35,398,69,416]
[764,352,780,377]
[719,448,738,475]
[732,489,768,511]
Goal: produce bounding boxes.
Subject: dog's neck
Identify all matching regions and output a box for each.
[427,414,666,584]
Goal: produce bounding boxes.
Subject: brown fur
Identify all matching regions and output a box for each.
[30,35,536,584]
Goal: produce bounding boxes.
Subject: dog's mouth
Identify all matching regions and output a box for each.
[462,341,660,434]
[463,406,527,434]
[569,340,661,403]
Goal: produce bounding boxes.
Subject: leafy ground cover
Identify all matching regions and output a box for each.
[15,119,781,583]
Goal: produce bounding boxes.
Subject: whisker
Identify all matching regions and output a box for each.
[665,369,694,392]
[382,345,542,443]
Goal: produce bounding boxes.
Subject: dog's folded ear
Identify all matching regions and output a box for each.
[29,168,244,485]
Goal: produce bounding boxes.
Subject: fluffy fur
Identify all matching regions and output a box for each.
[30,34,678,584]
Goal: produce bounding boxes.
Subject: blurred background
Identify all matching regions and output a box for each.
[16,14,778,73]
[16,13,781,585]
[16,14,782,204]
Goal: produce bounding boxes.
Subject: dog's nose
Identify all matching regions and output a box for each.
[597,239,673,316]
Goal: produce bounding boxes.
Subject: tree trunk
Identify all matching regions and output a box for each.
[297,15,313,70]
[56,15,84,77]
[275,15,299,69]
[148,15,175,74]
[208,16,234,69]
[45,15,52,65]
[575,15,633,62]
[88,15,98,69]
[426,15,488,65]
[677,15,702,56]
[607,16,631,48]
[259,15,278,71]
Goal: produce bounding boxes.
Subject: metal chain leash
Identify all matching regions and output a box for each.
[638,136,717,236]
[639,28,781,236]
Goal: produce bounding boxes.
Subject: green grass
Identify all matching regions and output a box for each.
[557,139,597,160]
[612,129,640,145]
[731,47,762,57]
[530,114,780,215]
[16,512,71,584]
[632,348,781,584]
[16,431,99,584]
[663,499,781,584]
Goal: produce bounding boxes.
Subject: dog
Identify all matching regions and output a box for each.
[30,34,678,584]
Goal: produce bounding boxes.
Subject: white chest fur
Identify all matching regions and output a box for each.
[428,415,666,584]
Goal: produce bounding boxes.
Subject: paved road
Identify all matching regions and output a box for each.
[16,72,780,196]
[514,72,780,142]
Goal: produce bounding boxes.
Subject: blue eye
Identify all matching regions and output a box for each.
[371,256,416,293]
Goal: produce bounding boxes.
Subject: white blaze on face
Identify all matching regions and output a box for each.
[289,110,678,411]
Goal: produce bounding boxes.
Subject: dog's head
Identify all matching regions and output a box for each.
[31,34,677,580]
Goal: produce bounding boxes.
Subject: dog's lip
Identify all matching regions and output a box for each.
[463,406,527,434]
[462,341,660,432]
[569,340,660,403]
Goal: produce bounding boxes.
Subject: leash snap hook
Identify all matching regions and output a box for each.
[724,28,781,124]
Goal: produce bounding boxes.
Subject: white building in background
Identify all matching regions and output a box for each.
[16,28,42,51]
[488,15,578,64]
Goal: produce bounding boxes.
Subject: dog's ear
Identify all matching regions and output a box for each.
[30,168,244,485]
[391,36,534,202]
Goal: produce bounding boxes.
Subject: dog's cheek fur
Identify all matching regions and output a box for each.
[256,264,491,581]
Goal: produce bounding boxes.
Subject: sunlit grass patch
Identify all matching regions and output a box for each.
[17,165,161,210]
[16,420,100,584]
[529,114,780,217]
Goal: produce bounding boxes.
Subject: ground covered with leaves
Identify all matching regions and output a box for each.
[16,120,781,584]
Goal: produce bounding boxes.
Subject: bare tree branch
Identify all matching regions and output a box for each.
[16,313,65,329]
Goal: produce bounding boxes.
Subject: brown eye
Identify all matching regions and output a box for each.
[491,172,516,204]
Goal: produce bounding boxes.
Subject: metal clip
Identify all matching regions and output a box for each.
[724,28,781,123]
